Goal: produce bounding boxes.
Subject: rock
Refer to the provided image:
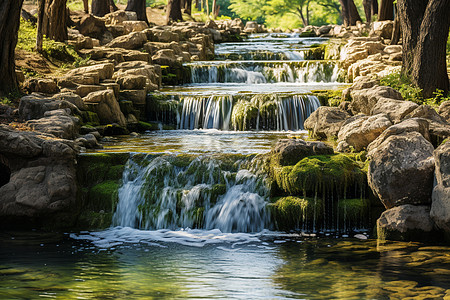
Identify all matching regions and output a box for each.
[318,25,332,35]
[71,12,106,39]
[371,20,394,39]
[119,90,147,107]
[350,85,402,115]
[23,78,59,94]
[377,205,435,242]
[78,47,105,60]
[19,93,80,120]
[367,131,435,209]
[371,97,419,123]
[405,105,448,124]
[205,20,218,29]
[104,10,128,25]
[76,85,106,98]
[438,101,450,123]
[147,28,180,43]
[336,113,392,152]
[369,118,431,144]
[270,139,334,166]
[66,63,114,81]
[26,109,79,140]
[75,133,101,149]
[123,50,151,63]
[116,75,147,90]
[51,92,85,110]
[389,52,402,61]
[123,20,148,33]
[304,106,350,140]
[151,49,181,67]
[430,142,450,234]
[383,45,402,54]
[0,125,78,229]
[113,61,161,89]
[83,90,127,127]
[105,31,147,49]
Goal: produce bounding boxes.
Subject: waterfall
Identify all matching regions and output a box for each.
[187,61,340,84]
[112,154,270,233]
[176,94,320,131]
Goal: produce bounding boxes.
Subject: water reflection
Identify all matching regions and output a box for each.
[1,231,450,299]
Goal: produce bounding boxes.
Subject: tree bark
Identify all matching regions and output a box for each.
[398,0,450,97]
[212,0,217,17]
[92,0,109,17]
[390,6,401,45]
[185,0,192,15]
[378,0,394,20]
[0,0,24,97]
[363,0,378,23]
[83,0,88,13]
[36,0,68,52]
[166,0,182,24]
[339,0,362,26]
[126,0,149,24]
[109,0,118,11]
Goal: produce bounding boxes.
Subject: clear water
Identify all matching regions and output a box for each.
[1,231,450,299]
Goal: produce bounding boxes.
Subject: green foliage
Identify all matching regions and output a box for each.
[380,71,450,106]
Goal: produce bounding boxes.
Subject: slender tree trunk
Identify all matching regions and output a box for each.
[339,0,362,26]
[390,5,401,45]
[36,0,68,49]
[109,0,118,11]
[378,0,394,20]
[185,0,192,15]
[92,0,109,17]
[0,0,24,97]
[126,0,149,24]
[372,0,378,16]
[398,0,450,97]
[212,0,217,17]
[363,0,378,22]
[297,7,307,27]
[166,0,182,24]
[83,0,88,13]
[206,0,209,15]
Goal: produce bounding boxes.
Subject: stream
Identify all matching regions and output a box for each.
[2,33,450,299]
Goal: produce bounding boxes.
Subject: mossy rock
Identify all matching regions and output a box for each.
[269,196,323,230]
[88,180,120,212]
[80,111,100,126]
[76,211,114,230]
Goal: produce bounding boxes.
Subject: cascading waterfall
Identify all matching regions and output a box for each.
[175,94,320,131]
[113,154,270,233]
[188,61,340,84]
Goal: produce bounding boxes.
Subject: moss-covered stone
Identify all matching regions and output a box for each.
[269,196,323,230]
[231,99,259,131]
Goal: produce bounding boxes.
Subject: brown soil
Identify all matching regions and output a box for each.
[15,49,57,76]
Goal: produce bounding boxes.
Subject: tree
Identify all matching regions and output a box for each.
[166,0,183,24]
[339,0,362,26]
[126,0,149,24]
[378,0,393,20]
[398,0,450,97]
[363,0,378,23]
[36,0,68,52]
[83,0,89,13]
[92,0,109,16]
[0,0,24,97]
[265,0,312,27]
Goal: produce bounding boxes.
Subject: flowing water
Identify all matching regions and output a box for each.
[4,33,448,299]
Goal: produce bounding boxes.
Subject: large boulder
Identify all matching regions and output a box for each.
[270,139,334,166]
[151,49,181,67]
[370,20,394,39]
[0,125,78,229]
[370,97,419,123]
[367,131,435,209]
[304,107,350,140]
[113,61,161,89]
[349,85,402,115]
[65,63,114,81]
[336,113,392,152]
[430,142,450,235]
[23,78,59,94]
[19,93,80,120]
[377,205,435,242]
[83,90,126,127]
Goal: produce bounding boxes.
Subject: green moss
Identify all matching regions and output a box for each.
[88,180,120,212]
[81,111,100,126]
[269,196,323,230]
[231,100,259,131]
[338,198,370,221]
[138,121,159,131]
[76,211,114,230]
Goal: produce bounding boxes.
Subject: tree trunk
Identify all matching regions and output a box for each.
[36,0,68,50]
[126,0,149,24]
[92,0,109,17]
[398,0,450,98]
[83,0,88,13]
[206,0,209,15]
[185,0,192,15]
[363,0,378,22]
[378,0,394,20]
[339,0,362,26]
[390,5,401,45]
[0,0,24,97]
[212,0,217,17]
[109,0,118,11]
[166,0,182,24]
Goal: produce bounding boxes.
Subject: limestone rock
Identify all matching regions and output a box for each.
[76,85,106,98]
[123,20,148,33]
[66,63,114,81]
[151,49,181,67]
[104,10,128,25]
[350,85,402,115]
[438,101,450,123]
[377,205,434,241]
[405,105,448,124]
[430,142,450,234]
[368,118,431,145]
[113,61,161,89]
[19,93,81,120]
[304,106,350,140]
[336,113,392,152]
[83,90,126,127]
[26,109,79,140]
[367,131,435,209]
[116,75,147,90]
[23,78,59,94]
[119,90,147,107]
[371,21,394,39]
[105,31,147,49]
[383,45,402,54]
[70,12,106,39]
[371,97,419,123]
[52,92,85,110]
[270,139,334,166]
[0,124,43,157]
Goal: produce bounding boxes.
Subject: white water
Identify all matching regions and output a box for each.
[112,154,270,233]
